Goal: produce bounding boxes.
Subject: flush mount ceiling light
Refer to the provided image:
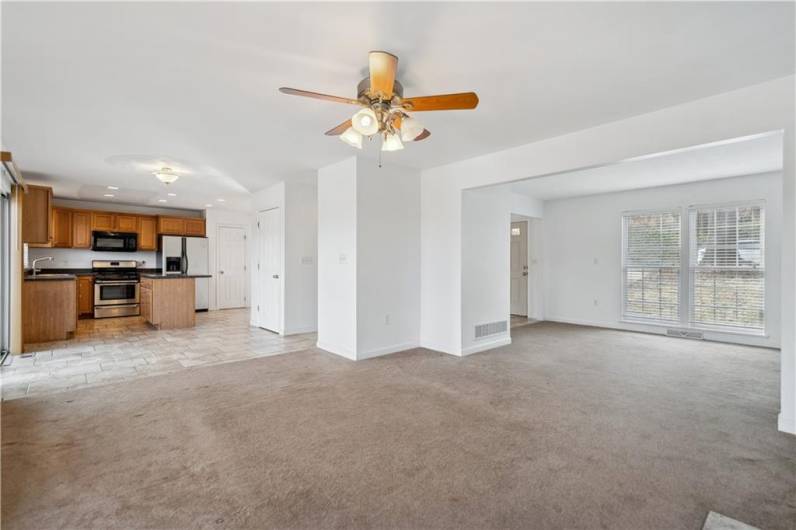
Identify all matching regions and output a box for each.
[153,167,179,184]
[279,51,478,156]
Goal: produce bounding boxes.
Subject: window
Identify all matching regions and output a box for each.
[622,210,681,323]
[689,203,765,332]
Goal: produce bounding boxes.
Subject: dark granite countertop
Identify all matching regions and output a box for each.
[139,273,212,279]
[24,273,77,281]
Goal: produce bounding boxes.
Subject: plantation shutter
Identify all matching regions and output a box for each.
[622,210,681,323]
[688,203,765,332]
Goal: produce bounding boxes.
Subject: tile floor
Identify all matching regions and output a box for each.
[0,309,316,400]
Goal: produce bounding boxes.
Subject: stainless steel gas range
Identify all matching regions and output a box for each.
[92,260,140,318]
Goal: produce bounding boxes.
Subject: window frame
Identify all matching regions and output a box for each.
[620,208,683,325]
[620,200,767,337]
[686,200,767,336]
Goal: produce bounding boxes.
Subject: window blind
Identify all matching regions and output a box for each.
[689,204,764,332]
[622,210,681,323]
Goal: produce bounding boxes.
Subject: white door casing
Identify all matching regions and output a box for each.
[510,221,528,316]
[217,225,247,309]
[257,208,282,332]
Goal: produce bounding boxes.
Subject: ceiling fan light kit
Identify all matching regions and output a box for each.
[279,50,479,159]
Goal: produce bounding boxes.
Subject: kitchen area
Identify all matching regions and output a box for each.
[21,184,211,346]
[1,175,315,401]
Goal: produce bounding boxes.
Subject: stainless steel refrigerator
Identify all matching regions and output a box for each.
[157,235,209,311]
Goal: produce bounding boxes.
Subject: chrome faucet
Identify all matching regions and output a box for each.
[31,256,53,276]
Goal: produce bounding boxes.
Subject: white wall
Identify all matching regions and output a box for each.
[418,75,795,434]
[53,198,201,217]
[284,178,318,334]
[317,156,421,360]
[542,172,782,348]
[356,162,421,359]
[317,158,358,358]
[251,178,318,335]
[461,186,513,355]
[205,207,254,311]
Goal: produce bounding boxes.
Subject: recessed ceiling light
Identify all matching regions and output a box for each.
[107,186,119,190]
[205,204,213,208]
[217,198,225,202]
[158,199,167,203]
[167,192,176,197]
[103,193,114,197]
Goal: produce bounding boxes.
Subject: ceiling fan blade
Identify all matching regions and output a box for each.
[414,129,431,141]
[401,92,479,111]
[324,119,352,136]
[279,87,361,106]
[368,51,398,99]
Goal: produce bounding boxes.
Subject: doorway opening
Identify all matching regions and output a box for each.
[510,213,542,331]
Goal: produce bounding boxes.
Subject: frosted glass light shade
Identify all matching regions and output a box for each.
[400,116,424,142]
[153,168,179,184]
[352,108,379,136]
[340,127,363,149]
[381,133,404,152]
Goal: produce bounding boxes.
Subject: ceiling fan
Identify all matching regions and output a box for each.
[279,51,479,152]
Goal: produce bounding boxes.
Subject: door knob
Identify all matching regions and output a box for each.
[272,274,279,279]
[219,270,224,274]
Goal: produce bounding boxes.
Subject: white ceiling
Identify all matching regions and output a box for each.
[2,2,794,210]
[510,132,784,201]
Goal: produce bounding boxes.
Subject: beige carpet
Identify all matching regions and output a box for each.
[2,323,795,529]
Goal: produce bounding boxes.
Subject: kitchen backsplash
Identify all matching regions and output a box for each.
[27,246,157,269]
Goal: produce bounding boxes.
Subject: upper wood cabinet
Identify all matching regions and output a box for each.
[22,185,53,246]
[157,216,205,237]
[138,216,157,250]
[184,218,206,237]
[51,207,72,248]
[158,216,185,235]
[115,214,138,233]
[91,211,114,231]
[72,211,91,249]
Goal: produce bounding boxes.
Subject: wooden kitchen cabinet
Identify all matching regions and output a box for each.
[184,218,206,237]
[157,216,185,235]
[138,216,157,250]
[23,278,77,344]
[72,210,92,248]
[22,185,53,246]
[91,211,115,231]
[77,276,94,317]
[115,214,138,232]
[51,207,73,248]
[140,277,195,330]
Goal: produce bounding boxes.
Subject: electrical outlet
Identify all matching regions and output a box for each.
[593,299,599,306]
[385,314,390,325]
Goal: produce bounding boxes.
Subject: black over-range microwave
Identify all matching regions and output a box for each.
[91,231,138,252]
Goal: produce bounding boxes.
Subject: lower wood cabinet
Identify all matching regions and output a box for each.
[23,279,77,344]
[140,277,195,330]
[77,276,94,317]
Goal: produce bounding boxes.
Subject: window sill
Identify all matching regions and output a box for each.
[619,319,768,339]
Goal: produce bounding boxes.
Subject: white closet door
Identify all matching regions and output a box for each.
[217,226,247,309]
[257,208,282,332]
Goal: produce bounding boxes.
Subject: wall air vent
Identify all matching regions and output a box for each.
[666,328,704,340]
[475,320,508,339]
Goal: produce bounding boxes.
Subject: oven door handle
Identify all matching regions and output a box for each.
[95,281,139,285]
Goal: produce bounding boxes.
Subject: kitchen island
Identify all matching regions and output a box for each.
[139,274,211,330]
[22,274,78,343]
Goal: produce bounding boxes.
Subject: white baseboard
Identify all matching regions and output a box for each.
[461,335,511,356]
[315,341,356,361]
[283,325,317,336]
[419,338,462,357]
[357,342,419,361]
[778,412,796,435]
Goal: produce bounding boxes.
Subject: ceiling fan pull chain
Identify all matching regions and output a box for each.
[378,147,382,168]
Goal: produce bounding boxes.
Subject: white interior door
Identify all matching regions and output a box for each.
[257,208,282,332]
[510,221,528,316]
[217,226,247,309]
